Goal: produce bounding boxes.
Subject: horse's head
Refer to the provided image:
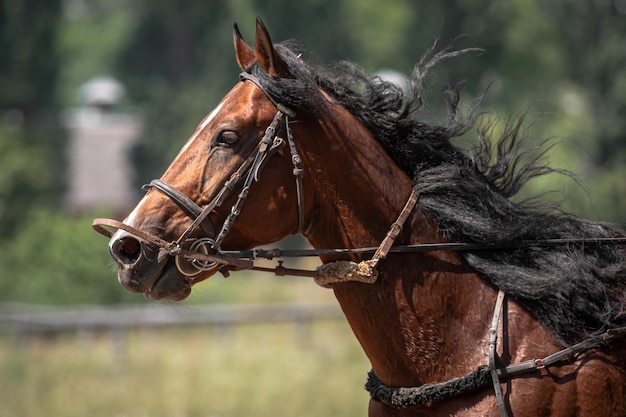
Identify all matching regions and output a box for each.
[106,19,310,300]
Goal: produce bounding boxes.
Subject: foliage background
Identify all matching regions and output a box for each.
[1,1,625,416]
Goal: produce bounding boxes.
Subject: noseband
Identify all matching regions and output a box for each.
[93,72,305,277]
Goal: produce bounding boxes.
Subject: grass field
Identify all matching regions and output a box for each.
[0,310,370,417]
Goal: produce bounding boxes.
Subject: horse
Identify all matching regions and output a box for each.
[95,18,626,416]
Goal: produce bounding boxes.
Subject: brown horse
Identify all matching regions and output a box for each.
[98,19,626,416]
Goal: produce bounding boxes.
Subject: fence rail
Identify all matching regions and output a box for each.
[0,302,344,335]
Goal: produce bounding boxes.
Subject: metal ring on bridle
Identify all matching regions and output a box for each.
[175,238,219,277]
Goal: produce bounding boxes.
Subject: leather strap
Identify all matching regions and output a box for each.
[370,186,420,267]
[239,72,296,117]
[366,318,626,411]
[143,179,216,237]
[93,217,174,249]
[285,118,305,234]
[489,290,509,417]
[240,71,304,235]
[91,217,252,269]
[212,110,287,248]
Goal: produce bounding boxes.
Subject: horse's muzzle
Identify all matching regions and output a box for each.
[109,231,172,297]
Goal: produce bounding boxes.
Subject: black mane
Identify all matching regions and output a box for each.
[249,42,626,346]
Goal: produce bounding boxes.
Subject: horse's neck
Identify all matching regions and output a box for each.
[334,230,501,388]
[296,109,500,386]
[298,111,415,250]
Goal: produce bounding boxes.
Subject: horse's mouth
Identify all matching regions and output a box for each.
[144,269,193,302]
[115,258,191,301]
[109,233,192,301]
[109,228,225,301]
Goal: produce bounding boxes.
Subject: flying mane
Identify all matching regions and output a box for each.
[246,42,626,346]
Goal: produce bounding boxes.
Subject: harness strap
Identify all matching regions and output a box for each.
[366,366,491,408]
[313,187,420,287]
[489,290,509,417]
[365,321,626,410]
[371,186,420,267]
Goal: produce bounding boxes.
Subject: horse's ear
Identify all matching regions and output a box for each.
[254,17,289,77]
[233,23,255,71]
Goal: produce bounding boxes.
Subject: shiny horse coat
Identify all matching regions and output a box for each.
[102,19,626,416]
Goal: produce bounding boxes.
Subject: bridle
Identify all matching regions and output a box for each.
[94,71,305,277]
[92,70,626,417]
[93,70,626,278]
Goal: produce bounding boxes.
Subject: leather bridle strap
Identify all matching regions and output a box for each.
[212,108,289,247]
[93,73,302,277]
[93,217,173,248]
[143,100,291,250]
[143,179,216,238]
[173,137,269,247]
[239,72,296,117]
[285,118,305,234]
[239,71,304,234]
[92,217,253,269]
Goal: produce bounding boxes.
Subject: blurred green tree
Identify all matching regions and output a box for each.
[0,0,65,238]
[114,1,239,185]
[0,0,61,114]
[0,209,140,305]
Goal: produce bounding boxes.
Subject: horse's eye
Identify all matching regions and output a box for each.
[216,131,240,147]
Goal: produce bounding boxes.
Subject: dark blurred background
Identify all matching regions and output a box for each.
[1,0,625,305]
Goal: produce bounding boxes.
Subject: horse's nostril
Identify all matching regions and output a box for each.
[113,237,142,265]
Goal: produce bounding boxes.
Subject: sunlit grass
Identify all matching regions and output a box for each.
[0,319,370,417]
